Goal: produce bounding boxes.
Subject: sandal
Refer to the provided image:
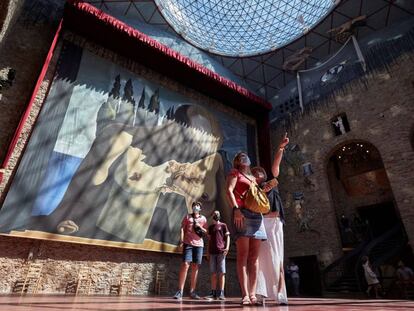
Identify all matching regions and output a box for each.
[241,296,251,305]
[250,295,261,305]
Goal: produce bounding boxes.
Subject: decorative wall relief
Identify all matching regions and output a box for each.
[293,191,319,235]
[293,192,308,231]
[283,144,305,176]
[302,162,313,177]
[303,176,316,190]
[302,162,316,189]
[282,47,313,71]
[327,15,367,43]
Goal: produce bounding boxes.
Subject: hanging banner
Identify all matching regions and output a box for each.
[270,18,414,125]
[0,40,258,252]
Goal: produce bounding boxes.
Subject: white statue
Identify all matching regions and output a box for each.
[333,116,346,134]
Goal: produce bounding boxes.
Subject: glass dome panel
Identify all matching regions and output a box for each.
[154,0,337,56]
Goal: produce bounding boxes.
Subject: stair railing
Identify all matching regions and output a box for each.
[322,237,370,289]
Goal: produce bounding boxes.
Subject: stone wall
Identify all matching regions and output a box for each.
[0,0,63,163]
[272,53,414,266]
[0,234,238,295]
[0,0,24,45]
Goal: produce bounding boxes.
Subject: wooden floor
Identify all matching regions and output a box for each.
[0,296,412,310]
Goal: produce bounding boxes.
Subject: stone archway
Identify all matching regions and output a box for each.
[326,140,398,247]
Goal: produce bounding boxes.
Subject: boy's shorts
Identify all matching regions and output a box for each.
[183,244,203,265]
[209,253,226,274]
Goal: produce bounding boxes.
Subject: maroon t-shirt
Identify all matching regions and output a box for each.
[208,222,229,254]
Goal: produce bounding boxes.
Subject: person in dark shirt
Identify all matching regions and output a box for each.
[205,210,230,300]
[253,132,289,305]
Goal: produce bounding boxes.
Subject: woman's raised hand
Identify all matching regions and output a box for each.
[280,132,289,149]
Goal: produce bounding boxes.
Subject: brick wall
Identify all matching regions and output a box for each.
[272,54,414,266]
[0,234,238,295]
[0,2,60,163]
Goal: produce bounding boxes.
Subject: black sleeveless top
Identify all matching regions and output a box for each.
[266,187,285,223]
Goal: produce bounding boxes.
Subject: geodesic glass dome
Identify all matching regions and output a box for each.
[154,0,337,56]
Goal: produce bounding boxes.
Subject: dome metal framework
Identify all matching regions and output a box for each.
[88,0,414,100]
[154,0,337,56]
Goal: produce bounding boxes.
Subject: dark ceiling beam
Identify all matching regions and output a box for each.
[310,39,330,55]
[96,0,109,10]
[262,70,284,84]
[384,1,393,27]
[328,10,334,54]
[365,3,389,20]
[130,1,149,22]
[304,34,308,69]
[260,56,268,99]
[147,7,158,23]
[244,62,265,77]
[95,0,414,95]
[243,76,269,86]
[282,49,286,86]
[125,1,133,15]
[241,58,247,81]
[382,0,414,16]
[309,29,334,41]
[227,58,240,70]
[261,62,285,72]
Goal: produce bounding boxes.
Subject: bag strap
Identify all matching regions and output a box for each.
[191,213,199,223]
[234,188,246,200]
[239,171,255,184]
[233,170,254,200]
[190,214,199,233]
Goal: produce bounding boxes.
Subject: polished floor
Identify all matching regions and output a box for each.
[0,296,412,311]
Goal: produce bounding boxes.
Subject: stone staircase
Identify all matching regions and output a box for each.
[323,224,408,298]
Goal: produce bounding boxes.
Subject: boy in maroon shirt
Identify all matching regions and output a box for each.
[206,210,230,300]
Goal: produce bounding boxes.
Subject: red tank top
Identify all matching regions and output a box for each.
[228,169,253,207]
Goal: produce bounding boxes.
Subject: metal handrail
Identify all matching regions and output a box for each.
[322,237,370,289]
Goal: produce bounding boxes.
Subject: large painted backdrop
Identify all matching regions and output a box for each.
[0,40,258,252]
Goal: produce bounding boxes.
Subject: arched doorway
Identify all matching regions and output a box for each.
[326,140,399,247]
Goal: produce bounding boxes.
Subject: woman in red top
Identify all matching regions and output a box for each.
[226,152,267,305]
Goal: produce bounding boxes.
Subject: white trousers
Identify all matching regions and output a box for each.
[256,217,287,302]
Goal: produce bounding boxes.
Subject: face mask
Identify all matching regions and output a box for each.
[213,215,220,221]
[192,205,201,213]
[239,155,251,166]
[254,173,265,183]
